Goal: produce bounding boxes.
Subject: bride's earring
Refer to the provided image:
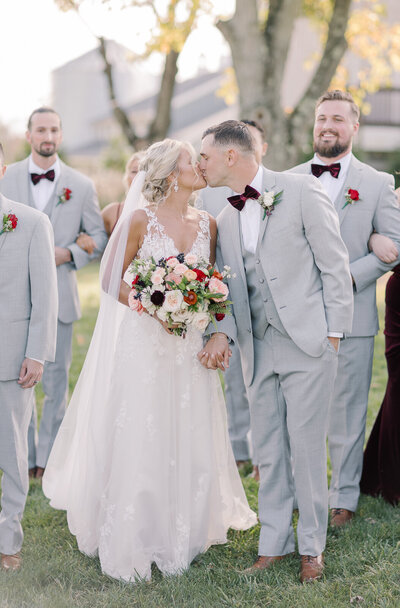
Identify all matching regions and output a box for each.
[173,178,179,192]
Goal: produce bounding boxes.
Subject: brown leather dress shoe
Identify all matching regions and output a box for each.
[35,466,45,479]
[330,508,354,527]
[28,467,37,478]
[241,554,286,574]
[1,553,21,571]
[300,554,324,583]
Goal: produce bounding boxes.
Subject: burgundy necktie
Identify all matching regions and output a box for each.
[311,163,341,179]
[227,185,260,211]
[30,169,55,185]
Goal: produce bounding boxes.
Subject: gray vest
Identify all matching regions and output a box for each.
[241,230,287,340]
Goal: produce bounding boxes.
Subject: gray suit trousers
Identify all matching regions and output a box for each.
[224,343,251,461]
[0,381,34,554]
[328,336,374,511]
[28,320,73,469]
[247,327,338,557]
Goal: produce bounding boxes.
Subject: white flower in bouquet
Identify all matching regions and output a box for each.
[163,290,184,312]
[184,253,198,265]
[192,312,211,332]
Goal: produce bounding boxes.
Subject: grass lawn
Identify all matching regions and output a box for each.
[1,264,399,608]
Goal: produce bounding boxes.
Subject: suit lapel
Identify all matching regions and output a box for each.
[257,168,277,248]
[0,194,12,255]
[226,207,247,287]
[335,157,363,226]
[48,162,69,226]
[19,159,35,207]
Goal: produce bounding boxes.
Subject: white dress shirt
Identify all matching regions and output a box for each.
[311,153,351,340]
[238,165,264,255]
[311,151,352,204]
[29,155,60,212]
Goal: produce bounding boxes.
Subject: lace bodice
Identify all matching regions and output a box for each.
[137,208,211,262]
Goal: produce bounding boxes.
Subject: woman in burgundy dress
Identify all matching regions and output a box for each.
[360,230,400,505]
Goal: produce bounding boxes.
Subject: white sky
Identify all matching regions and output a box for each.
[0,0,234,133]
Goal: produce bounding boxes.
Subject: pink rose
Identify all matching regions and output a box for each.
[165,272,182,287]
[151,270,164,285]
[184,269,197,281]
[208,277,229,301]
[128,290,144,314]
[174,263,189,275]
[167,257,179,268]
[185,253,198,265]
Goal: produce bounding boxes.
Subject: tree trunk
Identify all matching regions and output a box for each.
[147,50,179,143]
[99,37,139,148]
[218,0,352,170]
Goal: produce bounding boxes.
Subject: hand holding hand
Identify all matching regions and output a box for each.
[55,246,72,266]
[368,233,398,264]
[197,333,231,371]
[18,358,43,388]
[76,233,97,255]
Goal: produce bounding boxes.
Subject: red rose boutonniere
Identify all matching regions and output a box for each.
[0,212,18,235]
[57,188,72,206]
[342,188,361,209]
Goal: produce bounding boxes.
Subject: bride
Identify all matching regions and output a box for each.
[43,139,257,583]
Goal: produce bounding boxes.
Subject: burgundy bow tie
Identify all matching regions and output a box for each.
[311,163,341,179]
[227,184,260,211]
[30,169,55,185]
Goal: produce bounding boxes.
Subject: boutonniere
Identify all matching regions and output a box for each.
[57,187,72,206]
[0,212,18,235]
[258,189,283,220]
[342,188,360,209]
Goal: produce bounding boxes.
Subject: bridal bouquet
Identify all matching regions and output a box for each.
[128,253,233,337]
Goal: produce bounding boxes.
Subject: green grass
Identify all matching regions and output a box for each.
[1,267,399,608]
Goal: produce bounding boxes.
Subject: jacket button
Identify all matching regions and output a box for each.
[259,278,264,283]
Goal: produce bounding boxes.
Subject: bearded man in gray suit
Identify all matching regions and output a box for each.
[198,120,268,474]
[0,108,108,478]
[198,120,353,582]
[0,143,57,571]
[290,90,400,527]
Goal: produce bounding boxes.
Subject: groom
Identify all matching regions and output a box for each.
[199,120,353,582]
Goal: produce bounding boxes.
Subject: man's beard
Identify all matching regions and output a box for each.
[313,136,351,159]
[36,143,57,158]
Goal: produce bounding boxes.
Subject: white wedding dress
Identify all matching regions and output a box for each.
[43,208,256,583]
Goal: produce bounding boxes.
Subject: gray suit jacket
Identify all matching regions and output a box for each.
[0,194,58,380]
[0,158,108,323]
[289,155,400,336]
[215,168,354,386]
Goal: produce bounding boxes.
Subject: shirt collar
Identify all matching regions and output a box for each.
[29,154,60,176]
[232,165,263,196]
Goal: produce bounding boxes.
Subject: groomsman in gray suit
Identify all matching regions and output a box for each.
[198,120,267,472]
[198,120,353,582]
[0,143,57,570]
[290,90,400,527]
[0,108,107,478]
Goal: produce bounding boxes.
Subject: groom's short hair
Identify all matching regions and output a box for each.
[202,120,254,154]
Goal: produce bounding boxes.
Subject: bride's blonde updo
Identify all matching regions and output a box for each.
[140,139,196,204]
